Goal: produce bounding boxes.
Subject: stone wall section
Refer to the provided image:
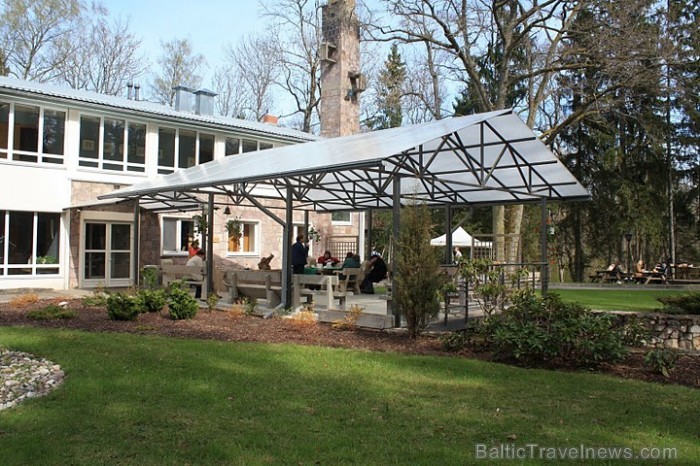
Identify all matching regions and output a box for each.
[598,310,700,351]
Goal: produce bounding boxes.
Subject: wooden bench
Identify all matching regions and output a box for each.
[160,264,207,298]
[223,270,282,307]
[292,274,346,310]
[339,267,362,295]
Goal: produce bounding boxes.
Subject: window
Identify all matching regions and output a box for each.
[127,123,146,170]
[200,133,214,163]
[42,110,65,164]
[161,217,195,255]
[331,212,352,224]
[241,139,258,153]
[225,137,240,156]
[158,127,216,173]
[158,127,176,174]
[259,142,273,151]
[0,102,8,158]
[227,220,258,254]
[79,115,144,172]
[0,210,60,276]
[0,101,65,164]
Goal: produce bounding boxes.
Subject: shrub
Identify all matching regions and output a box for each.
[9,293,40,308]
[205,293,220,312]
[167,285,198,320]
[644,348,679,378]
[27,304,77,320]
[106,292,142,321]
[482,291,633,367]
[394,202,447,338]
[289,309,317,329]
[332,305,364,331]
[657,293,700,315]
[139,289,167,313]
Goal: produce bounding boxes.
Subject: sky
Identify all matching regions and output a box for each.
[106,0,266,87]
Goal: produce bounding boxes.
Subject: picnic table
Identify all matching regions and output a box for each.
[589,269,627,283]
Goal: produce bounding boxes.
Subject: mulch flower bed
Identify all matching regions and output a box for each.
[1,298,698,390]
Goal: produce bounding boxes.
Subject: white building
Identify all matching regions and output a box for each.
[0,77,362,291]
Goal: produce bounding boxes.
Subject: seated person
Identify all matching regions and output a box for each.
[341,251,361,269]
[633,259,645,282]
[606,261,625,282]
[186,249,205,298]
[317,250,340,266]
[360,254,388,294]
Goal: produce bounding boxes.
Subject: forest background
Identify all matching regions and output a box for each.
[1,0,697,282]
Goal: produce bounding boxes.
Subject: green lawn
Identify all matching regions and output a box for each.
[550,288,690,312]
[0,327,698,465]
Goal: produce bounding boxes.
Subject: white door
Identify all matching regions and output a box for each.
[83,221,133,288]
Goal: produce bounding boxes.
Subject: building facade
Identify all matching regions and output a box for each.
[0,77,362,291]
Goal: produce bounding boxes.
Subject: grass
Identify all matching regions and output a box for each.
[550,288,690,312]
[0,327,698,465]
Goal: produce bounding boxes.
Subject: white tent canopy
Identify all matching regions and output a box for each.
[430,227,492,248]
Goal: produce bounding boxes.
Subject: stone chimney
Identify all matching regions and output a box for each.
[320,0,361,138]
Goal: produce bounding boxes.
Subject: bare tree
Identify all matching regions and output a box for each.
[219,33,280,121]
[366,0,588,260]
[150,38,205,106]
[260,0,323,132]
[0,0,83,82]
[402,41,449,123]
[212,64,249,118]
[58,10,145,95]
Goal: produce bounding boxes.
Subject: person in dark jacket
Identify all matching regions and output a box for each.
[291,234,309,274]
[360,254,387,294]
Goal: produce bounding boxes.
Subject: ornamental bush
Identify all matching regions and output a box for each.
[657,292,700,315]
[139,289,167,313]
[167,284,198,320]
[482,291,634,367]
[106,292,142,321]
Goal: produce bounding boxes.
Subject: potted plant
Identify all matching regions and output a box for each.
[227,217,242,250]
[308,226,322,242]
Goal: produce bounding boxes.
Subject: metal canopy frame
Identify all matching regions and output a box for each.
[100,109,589,211]
[98,109,589,308]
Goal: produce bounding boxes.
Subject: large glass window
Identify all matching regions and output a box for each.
[0,210,60,276]
[159,128,217,173]
[259,142,273,151]
[79,115,144,172]
[0,102,65,163]
[162,218,195,254]
[227,220,258,254]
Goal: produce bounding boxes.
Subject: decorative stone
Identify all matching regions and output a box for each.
[663,339,679,349]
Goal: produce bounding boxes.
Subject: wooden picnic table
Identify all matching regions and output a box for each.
[589,269,627,283]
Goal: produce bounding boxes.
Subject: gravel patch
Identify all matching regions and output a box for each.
[0,349,64,410]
